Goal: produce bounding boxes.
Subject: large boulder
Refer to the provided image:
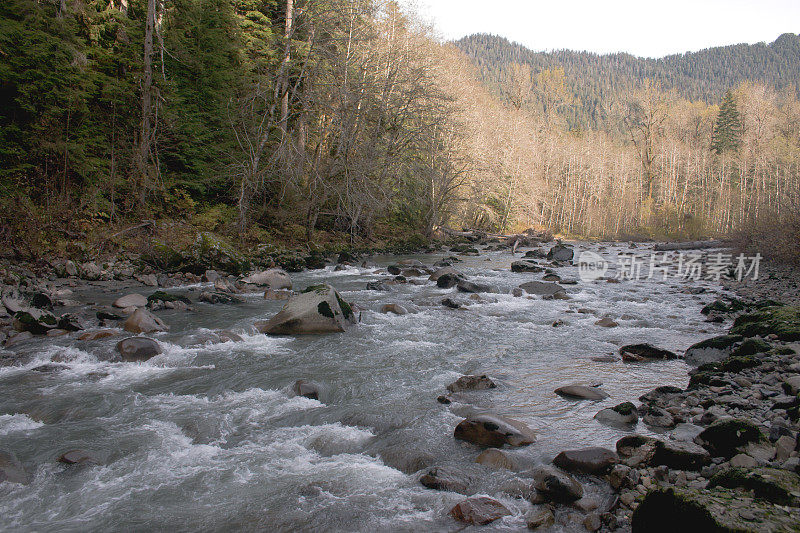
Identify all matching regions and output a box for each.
[547,243,574,262]
[454,414,536,447]
[683,335,743,366]
[695,419,765,459]
[112,293,147,309]
[447,375,497,393]
[519,281,566,298]
[116,337,162,362]
[456,280,495,294]
[123,308,168,333]
[185,232,250,275]
[619,343,677,362]
[449,496,511,526]
[436,273,461,289]
[553,447,618,475]
[420,466,473,493]
[531,465,584,503]
[241,268,292,289]
[650,440,711,471]
[555,384,609,401]
[13,309,58,334]
[595,402,638,425]
[0,450,28,484]
[258,284,355,335]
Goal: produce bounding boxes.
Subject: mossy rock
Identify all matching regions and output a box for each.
[276,254,306,273]
[632,486,799,532]
[695,419,765,458]
[707,467,800,506]
[732,338,771,357]
[774,347,797,356]
[731,306,800,341]
[720,355,759,373]
[147,291,191,305]
[142,241,185,271]
[13,309,58,334]
[612,402,637,415]
[691,335,744,351]
[701,298,746,315]
[185,232,251,276]
[689,371,727,388]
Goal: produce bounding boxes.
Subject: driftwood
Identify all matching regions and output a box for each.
[653,241,727,251]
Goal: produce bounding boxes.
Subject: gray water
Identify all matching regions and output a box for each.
[0,242,728,531]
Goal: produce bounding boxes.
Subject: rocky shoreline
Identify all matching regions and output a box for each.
[1,238,799,531]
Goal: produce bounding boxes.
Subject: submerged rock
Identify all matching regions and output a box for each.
[0,450,28,484]
[511,260,544,273]
[555,384,609,400]
[291,379,324,400]
[116,337,162,362]
[448,496,511,525]
[447,375,497,393]
[420,466,472,493]
[259,284,355,335]
[57,450,100,465]
[475,449,514,470]
[454,414,536,447]
[380,303,408,315]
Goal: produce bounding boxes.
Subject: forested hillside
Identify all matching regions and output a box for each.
[0,0,461,256]
[455,33,800,130]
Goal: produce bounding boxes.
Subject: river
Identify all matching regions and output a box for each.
[0,242,728,531]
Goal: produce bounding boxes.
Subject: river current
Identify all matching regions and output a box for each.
[0,242,728,531]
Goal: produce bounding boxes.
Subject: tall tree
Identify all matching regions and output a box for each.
[711,89,742,153]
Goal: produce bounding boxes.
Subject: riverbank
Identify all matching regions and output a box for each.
[0,240,798,531]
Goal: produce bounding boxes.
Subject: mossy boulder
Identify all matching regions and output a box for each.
[147,291,191,306]
[707,467,800,506]
[701,298,747,315]
[684,335,743,366]
[595,402,638,425]
[184,232,250,276]
[632,487,799,532]
[13,309,58,334]
[142,241,185,271]
[695,419,765,459]
[731,306,800,341]
[258,284,355,335]
[731,338,771,357]
[720,355,759,373]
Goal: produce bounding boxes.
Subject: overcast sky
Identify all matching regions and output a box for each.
[407,0,799,58]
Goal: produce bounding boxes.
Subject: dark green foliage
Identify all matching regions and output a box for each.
[335,293,353,320]
[711,90,742,154]
[731,338,771,357]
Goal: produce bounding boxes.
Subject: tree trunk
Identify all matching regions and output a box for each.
[138,0,156,207]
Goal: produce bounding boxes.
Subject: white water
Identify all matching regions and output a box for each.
[0,242,730,531]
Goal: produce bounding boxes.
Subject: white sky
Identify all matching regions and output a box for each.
[407,0,800,58]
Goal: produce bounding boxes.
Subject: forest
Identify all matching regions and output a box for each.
[1,0,798,262]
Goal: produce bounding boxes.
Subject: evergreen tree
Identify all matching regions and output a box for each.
[711,89,742,153]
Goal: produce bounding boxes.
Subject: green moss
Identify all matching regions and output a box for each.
[773,347,796,356]
[731,306,800,341]
[697,419,765,458]
[612,402,636,415]
[701,298,746,315]
[732,338,771,357]
[335,293,354,320]
[317,301,336,318]
[690,335,744,351]
[302,284,330,294]
[720,355,759,373]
